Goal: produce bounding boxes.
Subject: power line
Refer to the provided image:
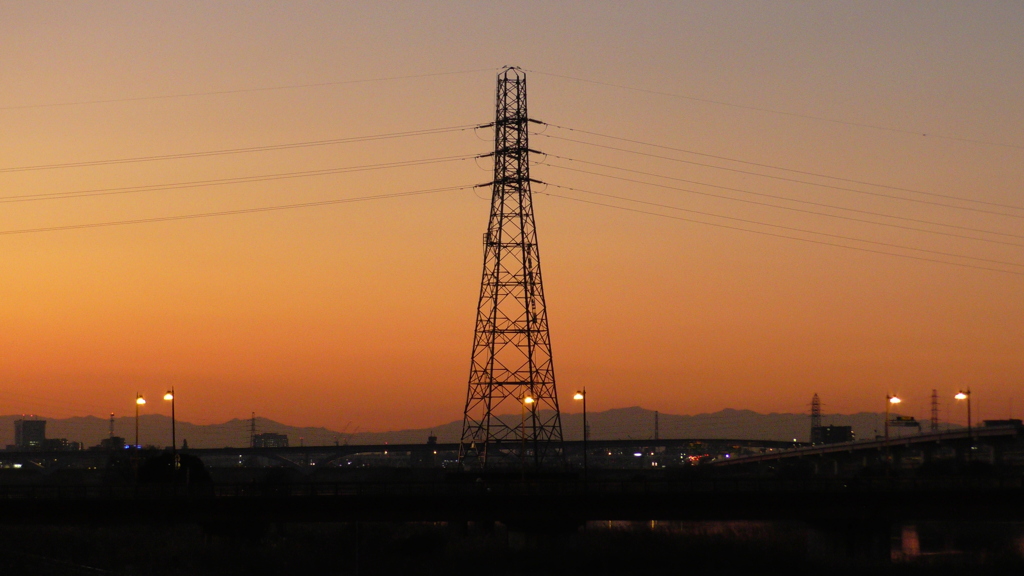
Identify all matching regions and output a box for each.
[540,159,1024,247]
[538,133,1024,219]
[544,190,1023,276]
[0,125,477,173]
[0,68,495,111]
[540,123,1024,212]
[542,183,1024,274]
[0,156,475,204]
[525,70,1023,151]
[541,154,1024,240]
[0,184,473,236]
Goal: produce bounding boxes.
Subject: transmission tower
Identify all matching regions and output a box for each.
[459,67,563,468]
[810,393,822,444]
[931,389,939,431]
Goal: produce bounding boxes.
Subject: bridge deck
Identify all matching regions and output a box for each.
[0,476,1022,525]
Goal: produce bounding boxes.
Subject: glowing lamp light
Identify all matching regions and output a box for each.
[163,392,174,401]
[523,396,535,405]
[955,392,968,401]
[889,396,901,404]
[573,392,584,401]
[136,396,146,405]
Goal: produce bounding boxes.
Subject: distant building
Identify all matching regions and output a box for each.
[42,438,81,451]
[811,425,855,445]
[253,433,289,448]
[413,433,439,468]
[14,419,47,449]
[89,436,126,451]
[891,416,921,430]
[984,419,1023,428]
[10,419,78,451]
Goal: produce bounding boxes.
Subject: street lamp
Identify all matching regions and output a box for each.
[135,394,146,449]
[885,394,901,446]
[163,388,176,467]
[955,389,972,458]
[573,389,587,480]
[521,395,535,473]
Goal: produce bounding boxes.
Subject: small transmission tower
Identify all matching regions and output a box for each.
[931,389,939,432]
[460,67,563,468]
[810,393,822,444]
[250,412,257,449]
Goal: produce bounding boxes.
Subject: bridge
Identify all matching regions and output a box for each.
[0,437,801,472]
[0,427,1021,528]
[713,423,1024,476]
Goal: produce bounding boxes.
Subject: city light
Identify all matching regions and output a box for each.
[573,392,584,401]
[955,392,968,401]
[136,396,146,406]
[889,396,902,404]
[523,396,535,404]
[163,392,174,401]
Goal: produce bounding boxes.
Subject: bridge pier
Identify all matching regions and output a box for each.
[892,523,920,562]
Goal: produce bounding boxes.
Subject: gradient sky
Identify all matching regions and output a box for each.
[1,2,1021,432]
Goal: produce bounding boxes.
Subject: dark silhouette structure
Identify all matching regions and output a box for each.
[810,393,822,443]
[460,67,563,468]
[810,395,854,445]
[253,433,289,448]
[14,420,46,450]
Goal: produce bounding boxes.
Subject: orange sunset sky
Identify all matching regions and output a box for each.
[1,2,1021,432]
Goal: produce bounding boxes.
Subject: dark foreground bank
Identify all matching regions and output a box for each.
[0,520,1022,575]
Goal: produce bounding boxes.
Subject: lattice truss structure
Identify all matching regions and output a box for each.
[460,67,563,467]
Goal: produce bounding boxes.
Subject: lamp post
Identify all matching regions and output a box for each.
[521,395,535,475]
[163,388,176,468]
[885,395,901,463]
[573,389,587,480]
[135,394,146,449]
[955,389,972,459]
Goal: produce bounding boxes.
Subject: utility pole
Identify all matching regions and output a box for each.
[459,67,563,469]
[109,413,115,439]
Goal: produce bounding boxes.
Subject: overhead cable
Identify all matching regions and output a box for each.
[538,133,1024,219]
[0,68,495,111]
[525,70,1023,151]
[0,125,477,173]
[0,185,472,236]
[543,183,1024,272]
[0,156,475,203]
[540,154,1024,239]
[540,123,1024,212]
[540,160,1024,247]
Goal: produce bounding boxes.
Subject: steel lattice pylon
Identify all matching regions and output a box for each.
[459,67,563,468]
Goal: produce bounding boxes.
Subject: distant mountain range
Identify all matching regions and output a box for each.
[0,407,951,450]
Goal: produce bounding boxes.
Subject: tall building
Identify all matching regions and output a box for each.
[14,419,46,449]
